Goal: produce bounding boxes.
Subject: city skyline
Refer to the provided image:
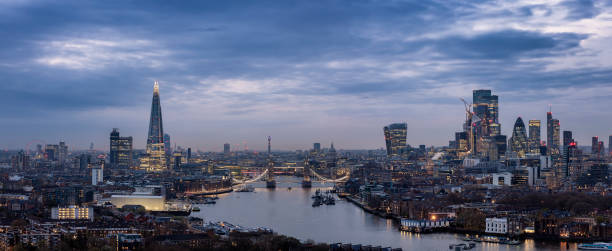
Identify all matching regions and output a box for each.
[1,1,612,151]
[3,82,612,152]
[2,2,612,250]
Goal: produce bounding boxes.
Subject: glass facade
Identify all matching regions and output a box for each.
[110,128,133,169]
[141,81,167,172]
[528,120,540,154]
[383,123,407,157]
[510,117,528,158]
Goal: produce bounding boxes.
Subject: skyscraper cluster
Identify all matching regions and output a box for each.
[452,90,507,161]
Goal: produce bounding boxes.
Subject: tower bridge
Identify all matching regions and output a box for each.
[231,167,350,186]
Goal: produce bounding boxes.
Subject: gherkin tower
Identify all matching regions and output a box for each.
[510,117,528,158]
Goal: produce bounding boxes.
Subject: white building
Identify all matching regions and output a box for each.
[92,168,103,185]
[485,217,508,234]
[110,195,165,211]
[463,158,480,168]
[51,206,93,221]
[110,185,166,211]
[400,218,450,230]
[492,172,512,186]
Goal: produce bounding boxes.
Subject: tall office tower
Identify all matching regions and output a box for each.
[488,95,500,136]
[164,134,171,155]
[455,132,468,152]
[472,90,500,133]
[78,154,90,171]
[592,136,599,155]
[58,142,68,163]
[598,141,604,156]
[109,128,133,169]
[45,144,59,161]
[493,135,507,159]
[509,117,528,158]
[313,143,321,153]
[224,143,230,155]
[173,153,182,170]
[546,110,561,156]
[563,131,573,146]
[383,125,392,155]
[546,111,552,154]
[187,148,192,163]
[528,120,541,154]
[383,123,407,157]
[141,81,167,172]
[562,141,578,179]
[471,90,500,156]
[552,119,560,154]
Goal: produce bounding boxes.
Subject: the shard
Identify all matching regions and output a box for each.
[147,81,164,146]
[141,81,167,171]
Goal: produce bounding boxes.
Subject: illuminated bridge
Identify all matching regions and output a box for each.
[232,167,349,185]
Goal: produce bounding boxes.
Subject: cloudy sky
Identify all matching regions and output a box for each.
[1,0,611,151]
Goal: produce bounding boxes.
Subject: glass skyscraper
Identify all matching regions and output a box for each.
[510,117,528,158]
[164,133,171,155]
[383,123,407,157]
[528,120,540,154]
[141,81,167,172]
[110,128,133,169]
[547,111,560,156]
[471,90,502,158]
[563,130,573,147]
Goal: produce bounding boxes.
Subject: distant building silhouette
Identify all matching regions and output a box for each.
[313,143,321,153]
[224,143,230,155]
[110,128,133,169]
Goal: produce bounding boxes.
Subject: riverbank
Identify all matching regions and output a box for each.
[338,193,398,220]
[185,187,233,196]
[338,193,605,245]
[191,182,576,250]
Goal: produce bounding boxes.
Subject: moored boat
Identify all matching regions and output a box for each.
[578,242,612,250]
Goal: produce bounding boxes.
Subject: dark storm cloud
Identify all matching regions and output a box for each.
[429,30,587,59]
[561,0,600,20]
[0,0,610,149]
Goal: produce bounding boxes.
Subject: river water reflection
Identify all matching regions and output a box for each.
[192,176,578,251]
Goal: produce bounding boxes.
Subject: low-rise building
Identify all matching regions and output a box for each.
[51,206,94,221]
[485,217,508,234]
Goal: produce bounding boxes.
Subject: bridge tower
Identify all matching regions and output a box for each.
[302,152,312,188]
[265,136,276,188]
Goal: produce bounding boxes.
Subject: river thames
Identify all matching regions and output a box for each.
[192,176,579,251]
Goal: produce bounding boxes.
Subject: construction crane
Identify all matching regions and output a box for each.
[459,98,475,154]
